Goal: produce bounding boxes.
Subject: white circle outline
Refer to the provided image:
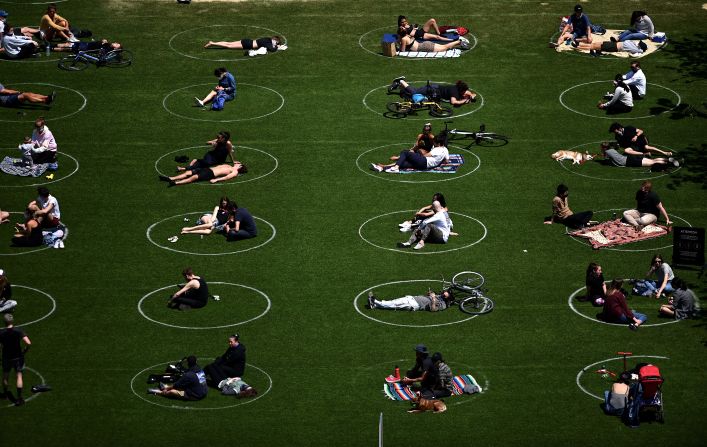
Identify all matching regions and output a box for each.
[138,282,271,330]
[130,360,272,410]
[162,82,284,123]
[362,81,485,121]
[568,283,680,327]
[354,279,479,328]
[154,145,278,186]
[0,149,79,188]
[358,210,488,255]
[357,26,478,59]
[556,141,680,182]
[1,367,46,408]
[559,81,681,120]
[565,209,691,252]
[168,25,287,62]
[0,1,66,4]
[355,143,481,184]
[146,211,276,256]
[0,212,69,256]
[12,285,57,327]
[0,83,87,122]
[576,355,669,400]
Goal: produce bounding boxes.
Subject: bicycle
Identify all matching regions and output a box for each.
[441,271,495,315]
[58,48,133,71]
[386,98,453,118]
[441,121,509,148]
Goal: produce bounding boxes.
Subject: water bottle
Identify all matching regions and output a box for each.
[45,44,50,57]
[612,212,617,221]
[394,365,400,380]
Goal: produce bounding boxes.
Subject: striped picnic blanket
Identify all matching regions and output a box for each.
[569,219,669,249]
[399,154,464,174]
[397,49,462,58]
[383,373,481,401]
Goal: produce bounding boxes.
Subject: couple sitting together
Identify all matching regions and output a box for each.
[179,196,258,243]
[371,124,450,174]
[397,193,454,250]
[395,15,470,53]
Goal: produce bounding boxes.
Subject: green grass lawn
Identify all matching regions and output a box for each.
[1,1,705,445]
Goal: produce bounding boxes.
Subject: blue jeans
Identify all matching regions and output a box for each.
[617,311,648,324]
[395,150,428,170]
[603,391,625,416]
[618,30,648,41]
[644,280,674,294]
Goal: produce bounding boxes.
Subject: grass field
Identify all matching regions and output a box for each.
[1,1,706,445]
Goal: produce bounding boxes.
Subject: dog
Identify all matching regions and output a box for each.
[551,150,594,165]
[407,392,447,414]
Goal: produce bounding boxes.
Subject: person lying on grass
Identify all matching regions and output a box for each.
[599,142,673,169]
[366,288,453,312]
[397,16,451,42]
[52,38,122,53]
[370,134,449,173]
[180,196,232,236]
[204,36,283,52]
[609,122,672,158]
[388,77,477,106]
[160,162,247,187]
[0,82,54,108]
[397,33,469,52]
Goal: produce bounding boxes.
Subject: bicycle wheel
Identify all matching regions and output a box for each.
[58,56,89,71]
[452,271,485,291]
[387,102,411,114]
[103,49,133,67]
[429,104,453,118]
[475,132,509,147]
[459,295,494,315]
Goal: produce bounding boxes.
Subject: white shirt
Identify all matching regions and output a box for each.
[426,145,449,168]
[38,194,61,220]
[422,210,451,242]
[604,86,633,109]
[623,69,646,97]
[1,33,33,58]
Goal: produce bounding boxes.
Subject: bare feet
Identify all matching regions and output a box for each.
[204,41,213,49]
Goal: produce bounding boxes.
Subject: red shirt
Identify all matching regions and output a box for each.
[603,290,633,321]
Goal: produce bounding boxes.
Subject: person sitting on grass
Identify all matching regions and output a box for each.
[204,36,283,52]
[30,186,61,229]
[52,38,122,53]
[39,3,77,43]
[12,206,42,247]
[642,254,674,298]
[622,181,671,231]
[161,162,246,187]
[367,288,453,312]
[618,11,655,42]
[167,268,209,311]
[225,202,257,242]
[0,313,31,406]
[29,117,58,164]
[0,82,54,108]
[543,184,594,229]
[601,279,647,330]
[553,4,593,48]
[431,352,455,398]
[599,142,672,169]
[598,74,633,115]
[400,344,437,398]
[177,131,235,172]
[602,372,631,416]
[398,200,452,250]
[180,196,232,236]
[370,134,449,173]
[609,122,672,158]
[397,16,451,41]
[659,277,699,320]
[574,39,647,57]
[398,192,449,233]
[622,61,646,100]
[0,269,16,314]
[194,67,236,109]
[148,355,207,401]
[204,334,246,386]
[388,77,477,106]
[584,262,606,307]
[1,26,39,59]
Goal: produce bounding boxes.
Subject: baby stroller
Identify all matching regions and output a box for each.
[625,364,664,426]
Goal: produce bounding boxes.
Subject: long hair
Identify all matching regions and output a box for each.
[607,279,624,296]
[614,74,630,93]
[432,193,447,208]
[630,10,646,25]
[456,80,469,94]
[586,262,600,283]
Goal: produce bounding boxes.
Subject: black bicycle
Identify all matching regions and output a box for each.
[441,121,509,148]
[442,271,495,315]
[58,48,133,71]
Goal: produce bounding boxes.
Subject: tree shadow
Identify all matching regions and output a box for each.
[664,33,707,82]
[666,143,707,190]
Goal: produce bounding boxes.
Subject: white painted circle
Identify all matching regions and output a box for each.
[169,25,287,62]
[354,279,479,327]
[556,140,680,182]
[162,82,284,123]
[130,360,272,410]
[355,143,481,183]
[146,212,276,256]
[138,282,271,330]
[576,355,669,400]
[154,145,278,185]
[12,285,57,327]
[0,83,87,122]
[362,81,485,121]
[0,149,79,188]
[1,367,46,408]
[358,210,487,255]
[568,283,680,327]
[358,26,478,59]
[0,1,66,3]
[559,81,681,119]
[565,209,691,252]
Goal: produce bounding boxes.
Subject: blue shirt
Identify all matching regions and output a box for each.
[218,72,236,100]
[569,13,590,37]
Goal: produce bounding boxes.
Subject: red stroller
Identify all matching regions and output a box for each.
[626,364,665,425]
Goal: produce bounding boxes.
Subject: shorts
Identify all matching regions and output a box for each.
[0,93,22,107]
[626,154,643,168]
[2,357,24,373]
[417,41,436,52]
[240,39,255,50]
[195,168,215,182]
[601,41,619,52]
[413,28,425,39]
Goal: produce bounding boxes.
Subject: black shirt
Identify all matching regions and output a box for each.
[233,208,257,237]
[184,278,209,305]
[586,273,605,298]
[437,85,461,101]
[173,366,208,400]
[255,37,278,52]
[0,327,26,360]
[0,281,11,300]
[636,190,661,216]
[218,343,246,377]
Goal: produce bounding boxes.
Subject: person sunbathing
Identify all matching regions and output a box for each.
[398,33,469,52]
[160,163,246,187]
[204,36,282,52]
[599,142,674,169]
[367,289,453,312]
[52,39,122,53]
[575,39,647,56]
[180,197,232,235]
[397,16,451,42]
[0,82,54,107]
[389,77,477,106]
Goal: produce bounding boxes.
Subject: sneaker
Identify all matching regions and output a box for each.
[413,241,425,250]
[46,91,56,105]
[167,236,178,243]
[603,92,614,99]
[158,382,167,391]
[168,180,177,187]
[147,388,161,395]
[629,323,638,331]
[397,242,411,248]
[398,221,412,228]
[399,226,412,233]
[384,165,399,173]
[58,240,64,249]
[388,76,405,93]
[571,40,578,48]
[53,239,61,249]
[369,163,383,172]
[367,291,376,309]
[194,97,204,107]
[589,50,596,57]
[158,175,170,182]
[68,36,79,43]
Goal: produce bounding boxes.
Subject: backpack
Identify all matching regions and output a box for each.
[591,24,606,35]
[211,91,228,111]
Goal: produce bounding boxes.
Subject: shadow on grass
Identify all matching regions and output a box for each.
[665,143,707,190]
[665,33,707,82]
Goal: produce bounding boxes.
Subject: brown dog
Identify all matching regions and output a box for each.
[551,150,594,165]
[407,392,447,413]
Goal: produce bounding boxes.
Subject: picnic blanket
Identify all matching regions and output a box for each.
[555,29,667,58]
[399,154,464,174]
[383,373,482,401]
[569,219,669,249]
[397,49,461,58]
[0,156,56,177]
